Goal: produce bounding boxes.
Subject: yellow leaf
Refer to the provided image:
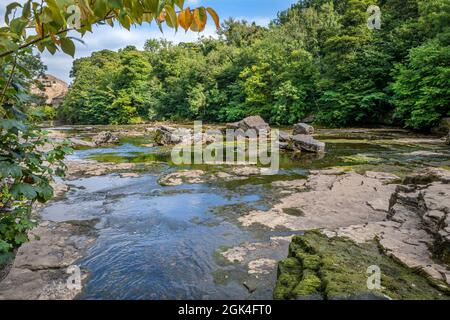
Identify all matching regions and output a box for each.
[178,8,192,32]
[35,22,43,37]
[206,7,220,30]
[190,16,199,32]
[193,7,207,32]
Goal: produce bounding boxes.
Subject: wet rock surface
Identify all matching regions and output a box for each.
[0,220,97,300]
[239,170,397,230]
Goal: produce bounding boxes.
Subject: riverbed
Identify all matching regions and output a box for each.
[2,126,450,299]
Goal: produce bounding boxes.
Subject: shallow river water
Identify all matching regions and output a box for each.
[40,128,450,299]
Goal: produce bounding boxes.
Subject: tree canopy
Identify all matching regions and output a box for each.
[59,0,449,130]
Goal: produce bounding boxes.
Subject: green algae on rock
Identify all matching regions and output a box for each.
[274,231,450,300]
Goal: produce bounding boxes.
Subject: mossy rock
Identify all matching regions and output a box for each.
[273,273,300,300]
[277,257,302,277]
[294,251,322,271]
[274,231,450,300]
[292,270,322,297]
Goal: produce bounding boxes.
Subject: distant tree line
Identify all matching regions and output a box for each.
[58,0,450,130]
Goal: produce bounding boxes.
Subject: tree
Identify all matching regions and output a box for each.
[391,0,450,130]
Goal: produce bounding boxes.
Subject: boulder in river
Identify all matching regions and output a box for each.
[92,131,119,146]
[227,116,270,135]
[291,134,325,153]
[152,125,219,146]
[153,126,190,145]
[293,123,314,135]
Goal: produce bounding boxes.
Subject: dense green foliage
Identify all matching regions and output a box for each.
[61,0,449,130]
[0,49,72,258]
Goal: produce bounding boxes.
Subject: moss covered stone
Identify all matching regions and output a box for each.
[274,231,450,300]
[292,270,322,297]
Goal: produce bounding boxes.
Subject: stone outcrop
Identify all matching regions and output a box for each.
[242,167,450,294]
[291,134,325,153]
[152,125,191,145]
[151,126,218,146]
[239,170,397,231]
[30,74,68,107]
[293,123,314,135]
[92,131,119,146]
[0,220,97,300]
[274,231,449,300]
[325,172,450,286]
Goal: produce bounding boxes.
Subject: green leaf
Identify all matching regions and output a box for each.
[5,2,22,25]
[164,5,178,30]
[11,183,37,199]
[0,162,22,178]
[22,1,31,19]
[10,17,28,35]
[60,37,76,57]
[174,0,184,10]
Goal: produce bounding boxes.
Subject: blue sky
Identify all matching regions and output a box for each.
[0,0,299,83]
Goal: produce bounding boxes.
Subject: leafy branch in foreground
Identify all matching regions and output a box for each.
[0,0,220,60]
[0,0,220,258]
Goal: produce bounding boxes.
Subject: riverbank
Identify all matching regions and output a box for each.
[0,125,449,299]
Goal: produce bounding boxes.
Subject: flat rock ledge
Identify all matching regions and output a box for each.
[0,220,97,300]
[239,167,450,294]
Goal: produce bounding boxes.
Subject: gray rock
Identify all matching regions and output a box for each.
[278,131,292,142]
[227,116,270,135]
[152,126,190,145]
[293,123,314,135]
[91,131,119,146]
[69,138,95,148]
[446,132,450,145]
[291,134,325,153]
[152,126,219,146]
[240,116,270,133]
